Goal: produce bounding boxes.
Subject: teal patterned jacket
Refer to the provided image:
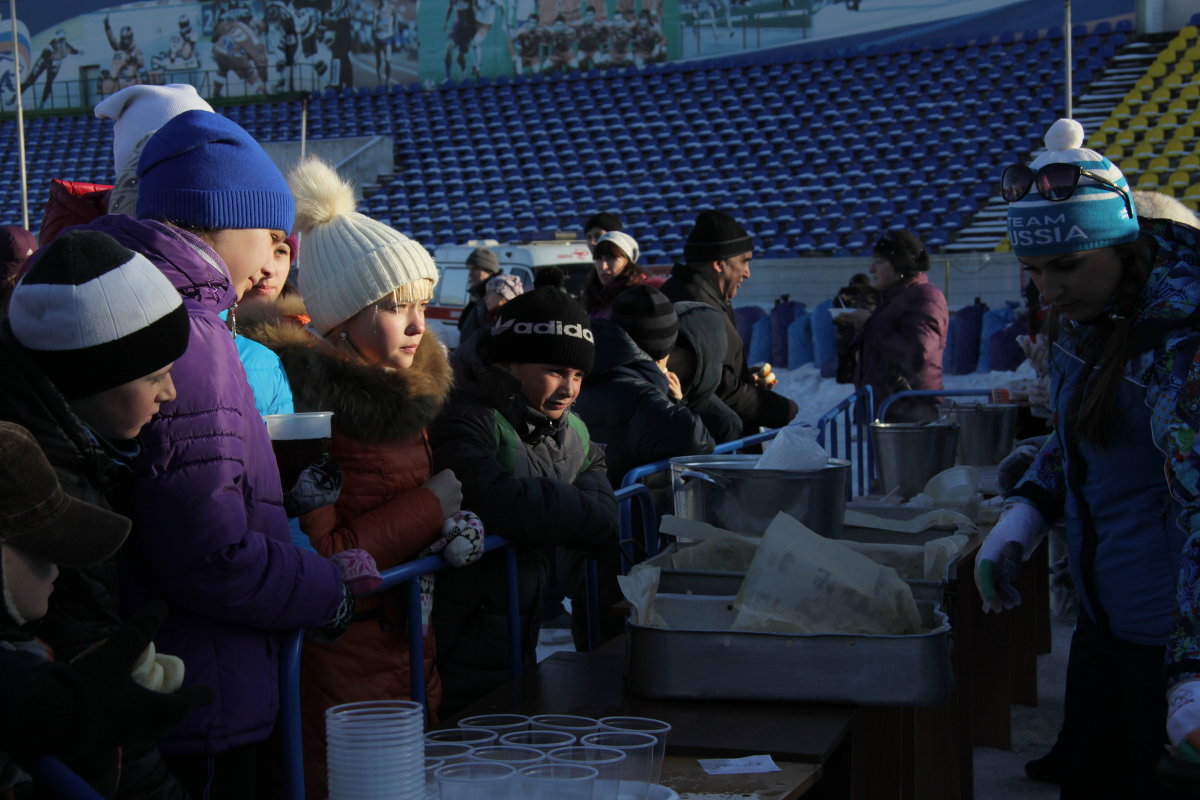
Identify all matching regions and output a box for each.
[1010,219,1200,678]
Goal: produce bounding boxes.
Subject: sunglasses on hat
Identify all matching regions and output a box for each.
[1001,162,1133,219]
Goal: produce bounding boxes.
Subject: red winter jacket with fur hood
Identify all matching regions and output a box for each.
[242,296,453,798]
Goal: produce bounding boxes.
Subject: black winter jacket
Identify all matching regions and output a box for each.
[574,319,713,487]
[429,329,617,713]
[660,266,797,433]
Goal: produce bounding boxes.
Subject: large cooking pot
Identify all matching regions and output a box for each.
[870,421,959,500]
[669,454,850,538]
[937,402,1019,466]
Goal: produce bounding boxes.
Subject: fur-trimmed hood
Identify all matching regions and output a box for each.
[241,298,452,442]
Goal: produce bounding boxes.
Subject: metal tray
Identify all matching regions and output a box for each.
[627,595,953,706]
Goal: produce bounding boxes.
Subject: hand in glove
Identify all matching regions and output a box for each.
[974,500,1047,613]
[285,455,343,518]
[424,511,485,568]
[130,642,186,693]
[1168,680,1200,765]
[329,548,382,597]
[8,602,212,762]
[997,436,1048,496]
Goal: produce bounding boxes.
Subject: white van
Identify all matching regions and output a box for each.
[429,239,595,348]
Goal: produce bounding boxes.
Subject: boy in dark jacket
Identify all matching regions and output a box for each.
[430,273,618,713]
[1,230,194,798]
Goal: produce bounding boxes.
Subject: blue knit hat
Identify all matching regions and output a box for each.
[135,110,294,234]
[1007,119,1138,257]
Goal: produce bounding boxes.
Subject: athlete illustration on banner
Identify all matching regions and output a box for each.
[21,29,80,106]
[104,15,144,90]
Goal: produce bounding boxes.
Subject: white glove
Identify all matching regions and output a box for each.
[974,500,1047,613]
[1169,680,1200,761]
[130,643,186,693]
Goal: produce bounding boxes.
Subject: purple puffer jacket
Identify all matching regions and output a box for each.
[853,272,949,422]
[80,215,346,755]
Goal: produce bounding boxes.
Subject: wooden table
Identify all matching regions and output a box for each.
[441,638,853,798]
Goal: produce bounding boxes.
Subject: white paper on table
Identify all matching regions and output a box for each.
[617,564,668,627]
[843,507,973,533]
[697,755,782,775]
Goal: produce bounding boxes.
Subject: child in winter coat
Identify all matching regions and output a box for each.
[74,110,371,798]
[0,421,211,796]
[2,229,196,799]
[241,156,478,799]
[430,271,619,713]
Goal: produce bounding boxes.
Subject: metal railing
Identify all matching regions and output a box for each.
[814,386,874,499]
[875,388,995,423]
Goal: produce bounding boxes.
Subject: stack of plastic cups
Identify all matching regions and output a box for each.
[326,700,425,800]
[519,764,599,800]
[435,762,516,799]
[499,729,577,753]
[581,731,658,800]
[599,717,672,786]
[547,745,627,800]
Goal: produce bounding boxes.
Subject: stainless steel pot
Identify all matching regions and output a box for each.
[937,402,1019,466]
[870,422,959,500]
[669,454,850,538]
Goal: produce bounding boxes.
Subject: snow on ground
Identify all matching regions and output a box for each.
[775,360,1039,427]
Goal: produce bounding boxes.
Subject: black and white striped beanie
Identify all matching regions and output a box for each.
[9,230,190,399]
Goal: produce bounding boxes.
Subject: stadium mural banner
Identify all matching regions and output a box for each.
[3,0,1133,109]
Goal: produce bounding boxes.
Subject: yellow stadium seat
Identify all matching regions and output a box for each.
[1168,98,1191,116]
[1145,127,1168,146]
[1132,140,1157,159]
[1180,154,1200,172]
[1115,127,1139,148]
[1111,103,1134,122]
[1149,156,1173,174]
[1133,79,1154,96]
[1137,172,1163,189]
[1149,62,1169,79]
[1151,87,1173,103]
[1169,170,1192,191]
[1128,114,1152,133]
[1163,138,1188,159]
[1184,184,1200,203]
[1160,113,1182,129]
[1181,84,1200,101]
[1181,24,1199,40]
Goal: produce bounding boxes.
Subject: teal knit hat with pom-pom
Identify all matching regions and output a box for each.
[1006,119,1139,257]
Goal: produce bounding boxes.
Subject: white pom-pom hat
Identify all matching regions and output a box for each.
[1007,118,1139,257]
[288,157,438,335]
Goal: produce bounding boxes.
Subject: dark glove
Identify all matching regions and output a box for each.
[997,436,1047,496]
[10,602,212,762]
[285,454,343,518]
[307,583,356,644]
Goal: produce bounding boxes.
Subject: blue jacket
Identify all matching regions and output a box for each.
[1011,220,1200,674]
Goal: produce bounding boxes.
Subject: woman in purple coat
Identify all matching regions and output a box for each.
[79,110,367,798]
[842,230,948,422]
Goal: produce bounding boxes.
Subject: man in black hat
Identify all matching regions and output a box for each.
[660,210,798,433]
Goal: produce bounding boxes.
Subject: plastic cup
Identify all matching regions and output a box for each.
[499,729,577,752]
[424,742,475,764]
[467,746,545,798]
[264,411,333,489]
[581,731,657,800]
[518,763,598,800]
[424,757,444,800]
[530,714,599,736]
[425,727,498,747]
[547,745,627,800]
[436,762,516,800]
[458,713,531,734]
[598,716,672,783]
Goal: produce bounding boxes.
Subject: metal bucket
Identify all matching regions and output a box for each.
[938,402,1019,466]
[669,455,850,538]
[870,422,959,500]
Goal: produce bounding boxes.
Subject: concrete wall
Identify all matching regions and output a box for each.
[260,136,395,191]
[733,253,1025,314]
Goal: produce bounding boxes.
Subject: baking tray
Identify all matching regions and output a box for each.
[627,595,953,706]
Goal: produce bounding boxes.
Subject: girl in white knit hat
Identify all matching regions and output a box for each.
[241,156,483,798]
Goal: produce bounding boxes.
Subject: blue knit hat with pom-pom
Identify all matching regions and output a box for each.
[1006,119,1139,257]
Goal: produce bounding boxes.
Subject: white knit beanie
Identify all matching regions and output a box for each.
[95,83,214,175]
[289,157,438,335]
